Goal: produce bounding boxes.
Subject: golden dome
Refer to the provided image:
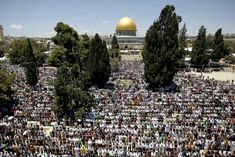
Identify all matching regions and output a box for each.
[116,16,137,31]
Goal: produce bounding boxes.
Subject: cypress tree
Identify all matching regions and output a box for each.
[190,25,208,68]
[206,33,214,50]
[111,34,119,50]
[179,23,187,59]
[87,34,111,87]
[143,5,181,87]
[211,28,228,61]
[24,38,38,87]
[53,64,72,120]
[25,38,36,64]
[110,34,120,59]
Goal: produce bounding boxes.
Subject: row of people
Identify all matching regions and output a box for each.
[0,60,234,157]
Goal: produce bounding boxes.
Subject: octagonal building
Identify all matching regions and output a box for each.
[116,16,137,36]
[102,16,144,50]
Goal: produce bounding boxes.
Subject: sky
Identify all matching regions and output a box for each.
[0,0,234,37]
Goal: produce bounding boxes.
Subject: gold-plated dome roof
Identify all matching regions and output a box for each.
[116,16,137,31]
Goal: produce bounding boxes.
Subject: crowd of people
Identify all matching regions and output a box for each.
[0,60,234,156]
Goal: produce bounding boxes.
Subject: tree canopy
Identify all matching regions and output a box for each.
[47,46,66,67]
[143,5,181,87]
[51,22,80,65]
[52,22,79,51]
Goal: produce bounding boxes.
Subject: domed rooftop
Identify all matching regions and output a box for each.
[116,16,137,31]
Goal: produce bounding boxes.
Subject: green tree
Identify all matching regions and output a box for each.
[80,34,91,49]
[109,34,121,72]
[206,33,214,50]
[111,34,119,50]
[24,39,38,87]
[51,23,94,121]
[0,67,14,100]
[8,39,27,65]
[87,34,111,87]
[0,67,14,117]
[190,25,208,67]
[52,22,78,51]
[51,23,92,71]
[110,58,120,72]
[225,40,235,54]
[51,22,83,82]
[77,34,91,71]
[33,43,47,66]
[52,64,71,120]
[52,64,93,120]
[47,47,66,67]
[25,39,36,63]
[178,23,187,60]
[8,39,47,66]
[0,40,5,57]
[143,5,181,87]
[110,34,121,59]
[52,22,79,65]
[211,28,229,61]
